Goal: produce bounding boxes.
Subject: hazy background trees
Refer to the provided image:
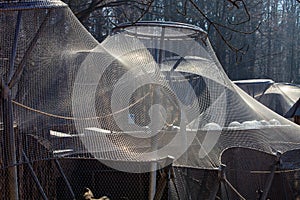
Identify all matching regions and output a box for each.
[62,0,300,83]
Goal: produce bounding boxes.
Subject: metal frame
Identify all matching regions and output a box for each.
[113,21,207,40]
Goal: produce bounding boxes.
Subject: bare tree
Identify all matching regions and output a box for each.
[63,0,300,82]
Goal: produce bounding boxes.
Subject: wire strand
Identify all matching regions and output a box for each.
[12,92,150,120]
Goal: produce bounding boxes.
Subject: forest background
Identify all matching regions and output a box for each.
[62,0,300,83]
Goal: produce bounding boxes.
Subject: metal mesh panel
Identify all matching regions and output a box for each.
[221,147,300,199]
[71,22,300,169]
[258,83,300,116]
[1,1,300,199]
[170,167,219,199]
[56,158,152,200]
[235,80,300,116]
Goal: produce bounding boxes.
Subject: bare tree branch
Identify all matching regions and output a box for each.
[66,0,262,62]
[73,0,154,24]
[189,0,241,53]
[176,0,188,16]
[75,0,129,21]
[121,0,154,24]
[227,0,243,9]
[215,21,261,34]
[227,0,251,25]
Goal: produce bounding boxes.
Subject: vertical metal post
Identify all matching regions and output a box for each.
[54,159,76,199]
[148,88,159,200]
[22,151,48,200]
[1,10,23,200]
[2,82,19,200]
[9,11,22,82]
[149,27,165,200]
[166,156,174,200]
[209,164,226,200]
[260,152,281,200]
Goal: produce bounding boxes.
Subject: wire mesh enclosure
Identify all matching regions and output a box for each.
[234,79,300,116]
[1,0,300,199]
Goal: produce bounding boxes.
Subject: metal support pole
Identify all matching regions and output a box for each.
[259,165,276,200]
[149,103,159,200]
[153,156,174,200]
[2,82,19,200]
[260,151,281,200]
[149,27,166,200]
[209,164,226,200]
[23,151,48,200]
[149,163,157,199]
[55,159,76,199]
[0,10,23,200]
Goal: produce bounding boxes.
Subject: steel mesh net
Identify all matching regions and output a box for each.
[69,22,300,170]
[258,83,300,116]
[1,1,300,199]
[1,0,299,172]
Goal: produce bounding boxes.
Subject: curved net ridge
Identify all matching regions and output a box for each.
[70,22,300,171]
[1,9,300,174]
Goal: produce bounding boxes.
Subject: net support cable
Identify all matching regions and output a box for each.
[12,92,150,120]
